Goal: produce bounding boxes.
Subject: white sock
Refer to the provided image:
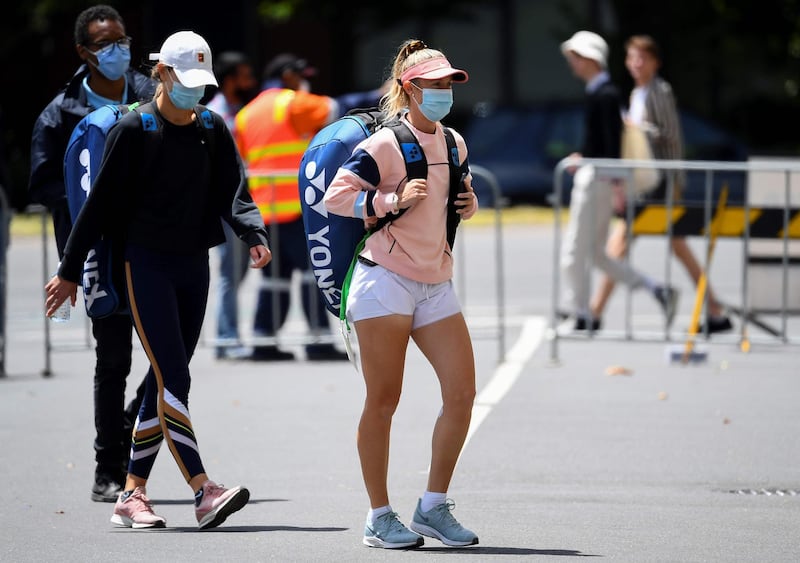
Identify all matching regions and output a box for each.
[367,505,392,526]
[420,491,447,513]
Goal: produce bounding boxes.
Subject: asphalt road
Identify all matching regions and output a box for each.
[1,213,798,562]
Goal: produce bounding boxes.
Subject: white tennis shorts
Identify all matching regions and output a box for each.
[346,260,461,330]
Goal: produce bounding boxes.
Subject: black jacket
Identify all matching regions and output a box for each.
[582,79,623,160]
[29,65,156,255]
[58,101,268,283]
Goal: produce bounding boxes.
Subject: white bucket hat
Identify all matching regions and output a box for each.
[149,31,218,87]
[560,31,609,68]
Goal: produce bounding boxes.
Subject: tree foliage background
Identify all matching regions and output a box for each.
[606,0,800,155]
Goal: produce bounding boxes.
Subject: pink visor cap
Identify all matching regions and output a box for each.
[400,56,469,84]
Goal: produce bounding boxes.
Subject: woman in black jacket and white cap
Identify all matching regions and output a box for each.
[46,30,271,530]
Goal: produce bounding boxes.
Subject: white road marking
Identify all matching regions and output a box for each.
[422,316,546,475]
[463,315,547,451]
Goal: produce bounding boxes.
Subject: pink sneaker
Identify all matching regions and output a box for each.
[195,480,250,529]
[110,487,166,529]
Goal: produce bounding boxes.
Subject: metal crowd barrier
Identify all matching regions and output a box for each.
[0,188,9,377]
[460,164,507,363]
[34,204,92,377]
[35,166,509,372]
[549,157,800,363]
[209,165,509,364]
[210,168,340,350]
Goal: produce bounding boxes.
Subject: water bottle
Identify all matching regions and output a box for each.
[49,264,71,323]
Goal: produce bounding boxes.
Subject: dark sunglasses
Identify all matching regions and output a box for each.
[84,36,132,51]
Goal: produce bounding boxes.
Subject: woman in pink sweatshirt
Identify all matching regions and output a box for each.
[324,39,480,550]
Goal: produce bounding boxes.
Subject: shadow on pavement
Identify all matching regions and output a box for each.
[416,546,599,556]
[148,497,287,506]
[110,524,349,534]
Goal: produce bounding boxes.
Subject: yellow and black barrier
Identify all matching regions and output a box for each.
[630,204,800,239]
[548,156,800,363]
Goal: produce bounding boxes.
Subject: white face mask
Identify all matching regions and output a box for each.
[89,41,131,80]
[410,82,453,122]
[298,79,311,93]
[166,72,205,109]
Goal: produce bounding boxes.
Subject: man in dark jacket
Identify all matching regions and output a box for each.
[558,31,678,332]
[28,4,154,502]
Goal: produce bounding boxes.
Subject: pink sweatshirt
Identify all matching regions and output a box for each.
[324,117,477,284]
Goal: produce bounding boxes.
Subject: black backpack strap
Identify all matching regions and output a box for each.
[368,121,467,245]
[130,102,162,183]
[193,104,216,156]
[383,118,428,180]
[133,101,158,131]
[130,102,215,155]
[369,119,428,233]
[344,106,386,130]
[443,126,468,249]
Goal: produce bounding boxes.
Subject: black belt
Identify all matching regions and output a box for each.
[357,255,378,267]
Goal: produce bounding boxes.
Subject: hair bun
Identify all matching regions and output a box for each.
[401,39,428,59]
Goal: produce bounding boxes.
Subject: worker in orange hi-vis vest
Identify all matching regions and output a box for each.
[234,53,385,361]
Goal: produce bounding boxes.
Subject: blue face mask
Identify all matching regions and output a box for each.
[168,75,205,110]
[90,42,131,81]
[411,83,453,122]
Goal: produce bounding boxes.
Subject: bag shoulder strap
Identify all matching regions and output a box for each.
[443,126,468,248]
[382,118,428,180]
[369,121,466,245]
[132,101,158,131]
[369,119,424,232]
[193,104,216,156]
[129,103,217,172]
[442,126,462,202]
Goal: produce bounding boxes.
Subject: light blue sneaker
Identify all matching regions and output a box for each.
[363,511,424,549]
[410,499,479,546]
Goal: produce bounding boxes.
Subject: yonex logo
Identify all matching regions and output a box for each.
[401,143,423,163]
[78,148,92,196]
[200,110,213,129]
[141,113,157,131]
[450,147,459,167]
[82,249,109,310]
[301,159,339,310]
[302,159,327,218]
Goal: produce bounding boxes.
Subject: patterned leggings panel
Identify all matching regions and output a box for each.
[124,244,210,483]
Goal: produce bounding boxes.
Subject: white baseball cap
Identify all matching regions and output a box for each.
[560,31,609,68]
[149,31,218,87]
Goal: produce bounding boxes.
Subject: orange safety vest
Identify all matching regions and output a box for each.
[235,89,308,224]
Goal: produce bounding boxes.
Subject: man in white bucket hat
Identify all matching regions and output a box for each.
[558,30,679,332]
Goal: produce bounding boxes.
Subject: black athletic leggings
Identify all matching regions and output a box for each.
[124,243,209,483]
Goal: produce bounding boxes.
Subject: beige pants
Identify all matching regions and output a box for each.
[560,165,647,316]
